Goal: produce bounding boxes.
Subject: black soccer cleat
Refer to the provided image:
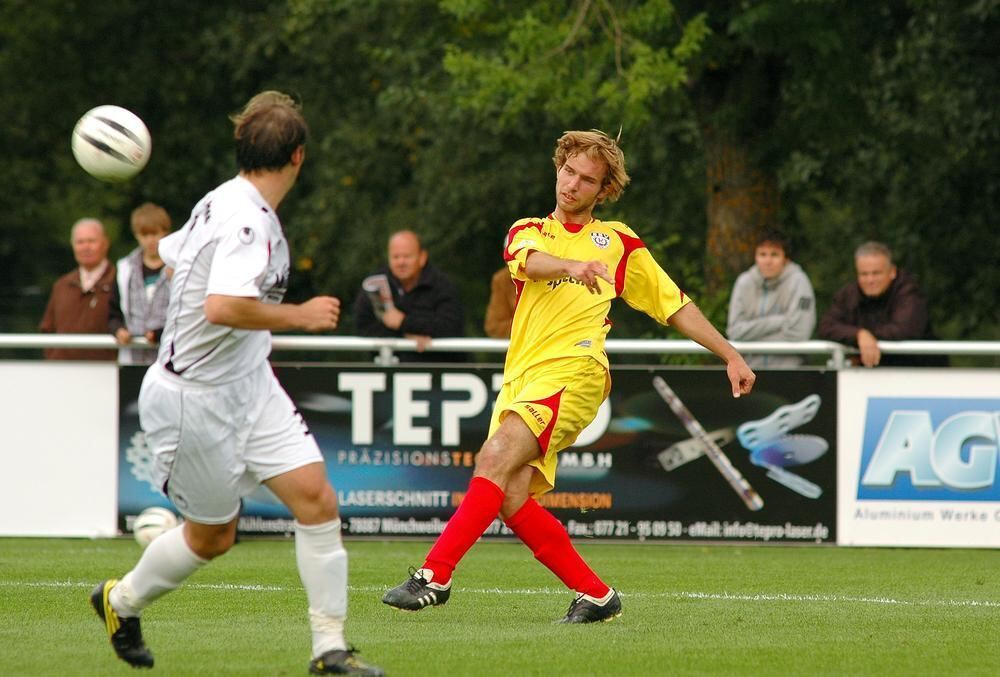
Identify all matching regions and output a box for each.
[558,588,623,624]
[90,579,155,668]
[309,647,385,676]
[381,567,451,611]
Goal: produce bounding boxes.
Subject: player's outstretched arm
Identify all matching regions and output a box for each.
[668,303,755,398]
[205,294,340,332]
[523,251,613,294]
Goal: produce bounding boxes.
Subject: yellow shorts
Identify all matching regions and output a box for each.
[489,357,610,497]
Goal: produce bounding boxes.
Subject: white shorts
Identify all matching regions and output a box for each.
[138,362,323,524]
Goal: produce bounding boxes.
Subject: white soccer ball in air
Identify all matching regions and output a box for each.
[71,105,151,182]
[133,507,178,548]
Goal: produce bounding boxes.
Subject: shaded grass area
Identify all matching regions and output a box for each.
[0,538,997,675]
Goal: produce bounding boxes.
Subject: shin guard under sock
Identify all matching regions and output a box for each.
[295,519,348,657]
[505,498,610,598]
[423,476,505,584]
[111,524,207,617]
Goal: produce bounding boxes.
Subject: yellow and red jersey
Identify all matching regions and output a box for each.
[502,215,691,382]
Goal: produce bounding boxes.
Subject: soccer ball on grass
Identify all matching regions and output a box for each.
[133,507,179,548]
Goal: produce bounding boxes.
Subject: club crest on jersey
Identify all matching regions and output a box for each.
[591,232,610,249]
[238,227,255,245]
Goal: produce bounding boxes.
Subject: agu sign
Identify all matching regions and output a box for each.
[859,398,999,500]
[838,370,1000,547]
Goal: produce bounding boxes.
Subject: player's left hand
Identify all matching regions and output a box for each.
[727,357,755,398]
[568,260,614,294]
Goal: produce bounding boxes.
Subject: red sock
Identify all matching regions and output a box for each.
[505,498,610,598]
[423,476,504,584]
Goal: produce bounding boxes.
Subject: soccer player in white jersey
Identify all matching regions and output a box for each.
[90,91,384,676]
[383,130,755,623]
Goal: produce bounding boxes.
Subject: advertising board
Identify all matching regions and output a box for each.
[118,364,838,543]
[837,369,1000,547]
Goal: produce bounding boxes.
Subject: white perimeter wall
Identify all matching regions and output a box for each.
[3,359,998,546]
[0,362,118,537]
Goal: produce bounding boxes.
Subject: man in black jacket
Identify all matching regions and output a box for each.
[353,229,465,362]
[819,241,944,367]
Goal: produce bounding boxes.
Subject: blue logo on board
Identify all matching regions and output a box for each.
[857,398,999,501]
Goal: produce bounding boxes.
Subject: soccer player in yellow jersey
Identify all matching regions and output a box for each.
[384,130,756,623]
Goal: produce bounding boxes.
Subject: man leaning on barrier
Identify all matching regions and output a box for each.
[819,241,946,367]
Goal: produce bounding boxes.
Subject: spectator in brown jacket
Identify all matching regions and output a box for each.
[484,266,516,338]
[818,241,943,367]
[39,217,117,360]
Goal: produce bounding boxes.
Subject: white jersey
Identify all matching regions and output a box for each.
[156,175,290,384]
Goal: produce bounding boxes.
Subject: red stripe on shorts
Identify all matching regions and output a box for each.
[530,387,565,456]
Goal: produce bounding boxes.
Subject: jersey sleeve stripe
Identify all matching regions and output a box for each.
[612,228,646,296]
[504,221,543,262]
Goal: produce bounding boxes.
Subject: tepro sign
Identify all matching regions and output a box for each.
[857,398,1000,502]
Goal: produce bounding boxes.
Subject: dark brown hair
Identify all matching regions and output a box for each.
[230,91,307,173]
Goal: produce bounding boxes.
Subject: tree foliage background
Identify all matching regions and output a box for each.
[1,0,996,344]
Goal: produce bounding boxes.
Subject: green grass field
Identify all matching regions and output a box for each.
[1,537,997,676]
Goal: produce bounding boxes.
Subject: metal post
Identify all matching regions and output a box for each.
[375,345,397,366]
[830,345,847,370]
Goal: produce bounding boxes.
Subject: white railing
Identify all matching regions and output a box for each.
[2,334,998,368]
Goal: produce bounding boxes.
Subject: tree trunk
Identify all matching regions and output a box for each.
[690,54,783,294]
[700,123,780,293]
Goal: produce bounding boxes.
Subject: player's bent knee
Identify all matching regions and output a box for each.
[184,522,237,560]
[473,441,505,474]
[290,484,339,524]
[475,424,538,478]
[473,444,524,489]
[188,533,236,560]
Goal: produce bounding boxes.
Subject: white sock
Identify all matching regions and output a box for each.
[295,519,348,657]
[110,524,208,617]
[581,588,616,605]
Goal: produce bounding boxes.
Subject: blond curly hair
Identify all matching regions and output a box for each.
[552,129,631,204]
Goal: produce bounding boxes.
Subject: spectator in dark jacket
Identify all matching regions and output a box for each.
[353,229,465,362]
[819,241,944,367]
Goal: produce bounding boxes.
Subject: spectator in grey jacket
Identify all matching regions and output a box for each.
[727,230,816,368]
[108,203,173,365]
